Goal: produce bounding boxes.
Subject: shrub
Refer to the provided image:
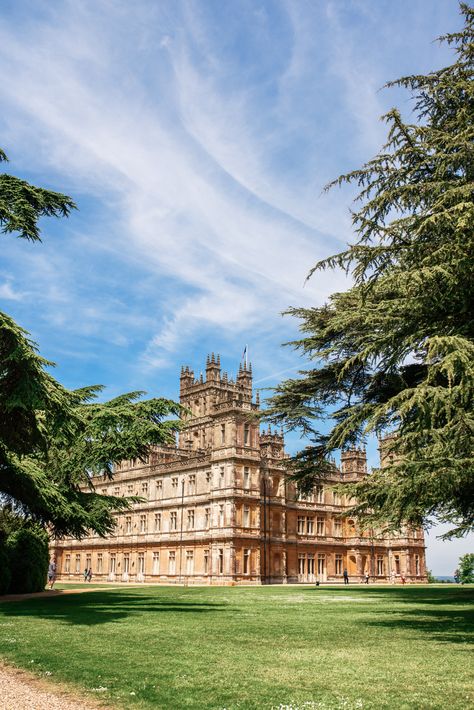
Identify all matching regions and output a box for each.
[0,541,11,594]
[7,526,49,594]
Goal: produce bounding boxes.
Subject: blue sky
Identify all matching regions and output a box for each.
[0,0,471,574]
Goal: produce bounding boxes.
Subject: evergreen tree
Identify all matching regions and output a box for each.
[458,553,474,583]
[1,149,181,538]
[265,4,474,538]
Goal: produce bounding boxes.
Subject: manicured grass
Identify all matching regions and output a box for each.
[0,585,472,709]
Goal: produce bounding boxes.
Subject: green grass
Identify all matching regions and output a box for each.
[0,585,472,710]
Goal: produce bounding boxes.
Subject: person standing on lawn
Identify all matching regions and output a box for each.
[47,559,56,589]
[343,568,349,585]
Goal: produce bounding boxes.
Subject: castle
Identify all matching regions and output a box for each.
[51,354,427,584]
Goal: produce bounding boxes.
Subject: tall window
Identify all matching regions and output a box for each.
[307,554,315,576]
[138,553,145,575]
[65,554,71,573]
[140,514,147,533]
[123,554,130,573]
[219,466,225,488]
[188,474,196,495]
[205,507,211,528]
[154,513,161,532]
[169,551,176,575]
[170,511,177,531]
[219,504,225,527]
[316,485,324,503]
[243,549,250,574]
[297,516,305,534]
[306,517,314,535]
[204,550,209,574]
[298,554,306,575]
[205,471,212,489]
[126,515,132,534]
[114,485,120,496]
[97,554,103,574]
[156,480,163,499]
[152,552,160,575]
[335,554,343,575]
[187,509,195,529]
[317,554,325,576]
[75,554,81,573]
[218,548,224,574]
[109,554,116,574]
[127,483,133,495]
[316,517,325,536]
[221,424,226,444]
[243,505,250,527]
[415,555,420,576]
[334,519,342,537]
[243,466,250,489]
[186,550,194,575]
[333,490,341,505]
[141,481,148,496]
[377,555,385,576]
[244,423,250,446]
[171,477,178,492]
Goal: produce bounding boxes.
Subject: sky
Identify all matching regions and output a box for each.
[0,0,471,574]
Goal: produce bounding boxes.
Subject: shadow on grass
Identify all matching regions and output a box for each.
[0,590,225,626]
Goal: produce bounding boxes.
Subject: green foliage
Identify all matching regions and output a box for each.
[1,150,182,539]
[265,4,474,538]
[458,553,474,583]
[0,542,11,595]
[426,569,437,584]
[6,526,49,594]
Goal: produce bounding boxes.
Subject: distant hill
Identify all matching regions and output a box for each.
[435,576,455,582]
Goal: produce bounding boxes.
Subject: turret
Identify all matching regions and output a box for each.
[237,360,252,390]
[180,365,194,394]
[205,353,221,383]
[340,446,367,479]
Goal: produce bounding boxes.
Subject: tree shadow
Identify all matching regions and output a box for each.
[0,589,226,626]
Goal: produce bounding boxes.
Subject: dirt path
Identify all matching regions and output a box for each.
[0,663,111,710]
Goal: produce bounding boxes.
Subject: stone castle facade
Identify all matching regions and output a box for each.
[52,354,426,584]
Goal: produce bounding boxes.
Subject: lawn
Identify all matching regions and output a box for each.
[0,585,472,710]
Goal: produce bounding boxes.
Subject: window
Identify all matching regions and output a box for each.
[97,554,103,574]
[243,505,250,527]
[75,554,81,574]
[220,424,226,444]
[65,554,71,573]
[186,550,194,575]
[377,556,385,576]
[205,507,211,528]
[218,548,224,574]
[243,549,250,575]
[152,552,160,575]
[125,515,132,534]
[187,509,195,529]
[306,517,314,535]
[127,483,133,495]
[114,485,120,496]
[169,551,176,575]
[307,553,315,576]
[123,554,130,573]
[205,471,212,488]
[244,423,250,446]
[333,490,341,505]
[171,477,178,492]
[316,517,325,536]
[188,474,196,495]
[298,554,306,575]
[243,466,250,489]
[334,519,342,537]
[85,553,91,568]
[297,516,305,534]
[170,511,177,531]
[154,513,161,531]
[219,504,224,527]
[415,555,420,576]
[141,481,148,496]
[204,549,209,574]
[219,466,225,488]
[140,514,147,533]
[155,480,163,498]
[109,554,116,574]
[138,553,145,575]
[316,485,324,503]
[317,554,325,576]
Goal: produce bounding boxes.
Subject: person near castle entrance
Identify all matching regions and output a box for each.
[343,568,349,585]
[365,572,369,584]
[47,559,56,589]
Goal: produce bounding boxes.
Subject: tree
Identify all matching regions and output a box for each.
[458,553,474,583]
[265,4,474,538]
[1,149,182,539]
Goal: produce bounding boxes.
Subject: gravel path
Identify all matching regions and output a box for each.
[0,664,110,710]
